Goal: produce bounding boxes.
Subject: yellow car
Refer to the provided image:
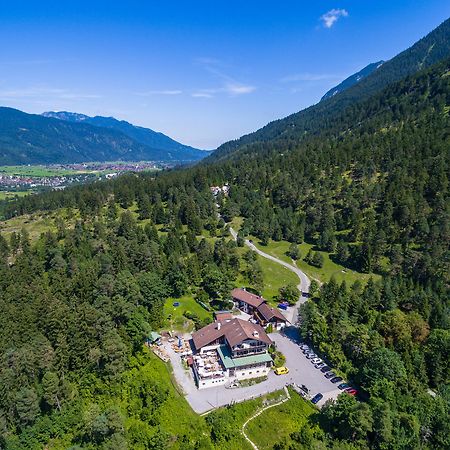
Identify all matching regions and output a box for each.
[274,366,289,375]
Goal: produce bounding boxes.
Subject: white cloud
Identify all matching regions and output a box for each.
[192,57,256,98]
[135,89,182,96]
[225,83,256,95]
[0,86,101,101]
[191,91,214,98]
[191,83,256,99]
[320,8,348,28]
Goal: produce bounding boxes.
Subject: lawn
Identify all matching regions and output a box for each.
[245,389,318,450]
[163,295,213,333]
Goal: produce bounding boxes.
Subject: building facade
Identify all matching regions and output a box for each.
[191,318,273,389]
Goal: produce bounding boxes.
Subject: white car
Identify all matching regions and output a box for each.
[306,353,317,359]
[311,358,322,364]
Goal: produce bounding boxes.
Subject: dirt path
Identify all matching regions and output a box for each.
[241,386,291,450]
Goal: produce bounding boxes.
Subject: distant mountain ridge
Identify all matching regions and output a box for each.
[209,17,450,161]
[321,61,384,101]
[42,111,208,159]
[0,108,209,165]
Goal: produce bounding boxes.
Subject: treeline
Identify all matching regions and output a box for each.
[0,55,448,449]
[273,276,449,449]
[0,196,244,448]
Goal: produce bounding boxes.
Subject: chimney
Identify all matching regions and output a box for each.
[253,331,259,338]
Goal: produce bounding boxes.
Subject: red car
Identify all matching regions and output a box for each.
[345,388,358,396]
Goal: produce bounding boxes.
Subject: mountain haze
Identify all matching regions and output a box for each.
[42,111,208,161]
[0,108,209,165]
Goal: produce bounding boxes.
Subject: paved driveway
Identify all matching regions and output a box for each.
[270,328,341,407]
[164,327,340,413]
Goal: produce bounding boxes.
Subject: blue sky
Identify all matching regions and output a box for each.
[0,1,448,149]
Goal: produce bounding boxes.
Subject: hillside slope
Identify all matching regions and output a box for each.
[321,61,384,101]
[209,17,450,161]
[42,111,209,160]
[1,47,449,450]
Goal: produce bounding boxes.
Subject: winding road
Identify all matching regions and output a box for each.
[229,227,310,324]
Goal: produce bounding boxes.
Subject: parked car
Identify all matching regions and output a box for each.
[345,388,358,396]
[306,353,317,359]
[303,348,313,354]
[325,371,336,379]
[331,376,343,384]
[315,362,326,369]
[275,366,289,375]
[300,344,310,350]
[338,383,350,390]
[320,366,332,373]
[311,358,322,364]
[300,384,309,393]
[311,393,323,404]
[278,303,288,310]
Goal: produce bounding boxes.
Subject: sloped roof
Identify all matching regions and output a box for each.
[231,288,265,308]
[214,311,233,322]
[192,318,272,350]
[224,319,272,348]
[256,303,288,323]
[192,321,224,350]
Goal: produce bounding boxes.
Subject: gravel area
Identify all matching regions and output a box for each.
[164,327,341,413]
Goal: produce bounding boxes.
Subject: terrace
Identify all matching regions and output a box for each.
[192,350,227,388]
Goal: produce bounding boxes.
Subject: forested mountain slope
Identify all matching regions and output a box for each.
[321,60,384,101]
[0,30,449,450]
[210,17,450,161]
[42,111,209,160]
[0,107,207,165]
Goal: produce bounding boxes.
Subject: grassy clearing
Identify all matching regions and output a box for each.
[208,390,286,450]
[258,255,300,301]
[0,213,56,240]
[0,190,32,200]
[251,238,379,285]
[163,295,212,333]
[234,246,300,303]
[0,208,78,242]
[245,389,318,450]
[0,165,83,177]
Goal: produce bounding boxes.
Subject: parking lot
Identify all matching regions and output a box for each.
[163,326,341,413]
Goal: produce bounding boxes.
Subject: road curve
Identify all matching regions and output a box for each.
[229,227,310,324]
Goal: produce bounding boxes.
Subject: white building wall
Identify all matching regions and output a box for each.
[199,343,221,354]
[233,364,271,381]
[197,376,227,389]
